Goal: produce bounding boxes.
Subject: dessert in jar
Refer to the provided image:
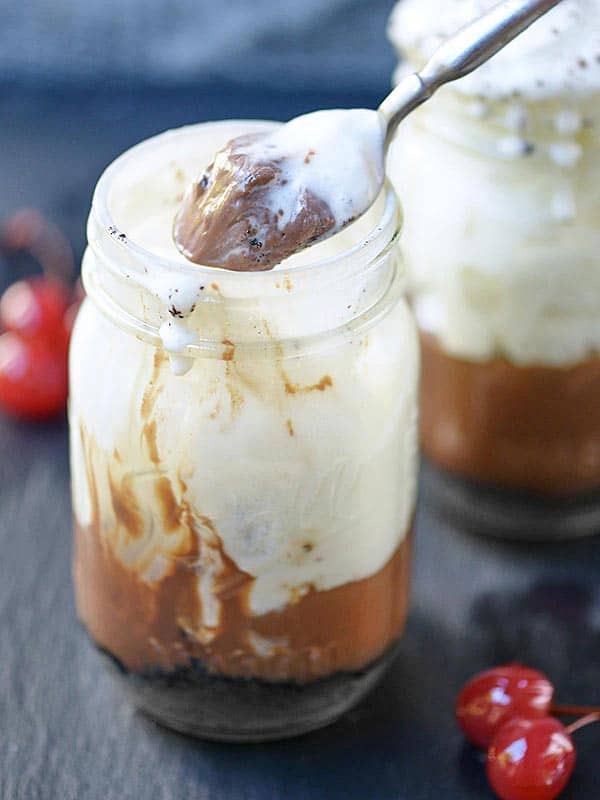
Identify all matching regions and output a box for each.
[69,119,419,740]
[387,0,600,538]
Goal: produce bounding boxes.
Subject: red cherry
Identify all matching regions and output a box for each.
[0,277,69,342]
[456,664,553,749]
[487,716,575,800]
[0,332,68,420]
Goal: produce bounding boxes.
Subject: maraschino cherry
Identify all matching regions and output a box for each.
[0,208,81,422]
[456,664,554,748]
[487,716,576,800]
[456,664,600,800]
[0,332,69,421]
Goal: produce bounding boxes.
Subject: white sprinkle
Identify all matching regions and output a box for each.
[551,187,577,222]
[497,135,531,159]
[554,109,582,135]
[466,101,489,119]
[547,141,582,168]
[503,104,527,132]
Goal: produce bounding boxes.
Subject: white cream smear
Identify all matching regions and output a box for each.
[241,109,386,232]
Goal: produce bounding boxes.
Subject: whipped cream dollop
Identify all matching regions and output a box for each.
[173,109,385,270]
[389,0,600,100]
[389,123,600,365]
[387,0,600,366]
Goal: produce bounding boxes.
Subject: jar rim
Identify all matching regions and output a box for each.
[84,120,405,361]
[89,119,401,291]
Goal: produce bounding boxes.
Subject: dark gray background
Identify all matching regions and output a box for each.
[1,0,398,92]
[1,3,600,797]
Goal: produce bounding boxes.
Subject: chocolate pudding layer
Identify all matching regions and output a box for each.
[420,333,600,497]
[74,520,411,684]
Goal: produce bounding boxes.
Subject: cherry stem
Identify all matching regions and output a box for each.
[552,703,600,717]
[2,208,74,283]
[565,712,600,735]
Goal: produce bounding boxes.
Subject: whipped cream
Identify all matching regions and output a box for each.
[387,0,600,366]
[71,121,418,620]
[387,101,600,365]
[388,0,600,101]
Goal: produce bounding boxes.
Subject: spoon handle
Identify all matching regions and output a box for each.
[379,0,563,145]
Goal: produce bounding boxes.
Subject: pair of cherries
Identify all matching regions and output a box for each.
[0,209,82,421]
[456,664,599,800]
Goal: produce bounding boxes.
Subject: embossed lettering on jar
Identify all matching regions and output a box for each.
[69,120,419,740]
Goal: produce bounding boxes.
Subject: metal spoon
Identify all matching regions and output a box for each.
[174,0,563,270]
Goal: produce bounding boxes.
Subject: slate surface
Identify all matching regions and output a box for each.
[1,84,599,800]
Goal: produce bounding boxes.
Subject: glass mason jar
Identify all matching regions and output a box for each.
[69,121,419,741]
[388,90,600,540]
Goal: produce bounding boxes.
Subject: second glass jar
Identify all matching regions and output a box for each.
[388,90,600,539]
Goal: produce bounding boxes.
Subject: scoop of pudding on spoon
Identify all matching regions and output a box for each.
[174,0,562,272]
[173,109,384,271]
